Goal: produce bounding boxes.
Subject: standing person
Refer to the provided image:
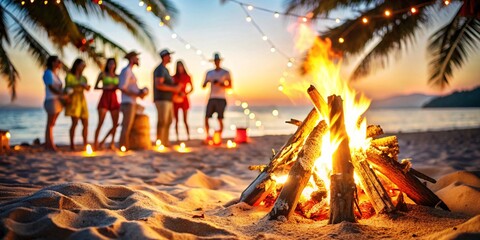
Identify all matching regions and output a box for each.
[153,49,180,146]
[118,51,147,150]
[64,58,90,150]
[93,58,120,150]
[202,52,232,141]
[172,60,193,141]
[43,55,64,151]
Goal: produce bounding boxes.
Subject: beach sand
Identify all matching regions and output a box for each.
[1,128,479,239]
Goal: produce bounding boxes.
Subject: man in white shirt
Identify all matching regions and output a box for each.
[202,53,232,141]
[118,51,147,149]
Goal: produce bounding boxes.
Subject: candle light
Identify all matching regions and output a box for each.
[227,140,237,148]
[85,144,93,155]
[120,146,126,152]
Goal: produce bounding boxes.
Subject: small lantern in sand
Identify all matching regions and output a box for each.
[234,128,248,143]
[85,144,93,156]
[213,131,222,146]
[120,146,126,152]
[227,140,237,148]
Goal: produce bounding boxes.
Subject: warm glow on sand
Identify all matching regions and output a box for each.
[85,144,93,156]
[120,146,126,152]
[227,140,237,148]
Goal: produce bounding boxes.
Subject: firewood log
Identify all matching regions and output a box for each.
[351,151,396,214]
[328,95,356,224]
[367,125,384,138]
[371,136,399,159]
[366,146,449,210]
[239,108,320,205]
[269,121,327,220]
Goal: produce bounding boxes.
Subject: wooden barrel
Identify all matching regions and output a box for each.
[129,114,151,150]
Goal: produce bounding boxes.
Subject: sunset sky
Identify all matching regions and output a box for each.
[0,0,478,107]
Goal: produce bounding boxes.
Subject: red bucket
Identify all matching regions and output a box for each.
[234,128,248,143]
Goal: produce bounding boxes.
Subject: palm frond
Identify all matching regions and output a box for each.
[0,7,10,44]
[0,45,19,101]
[143,0,178,25]
[428,14,480,89]
[75,22,127,56]
[284,0,383,18]
[349,9,428,80]
[9,16,51,66]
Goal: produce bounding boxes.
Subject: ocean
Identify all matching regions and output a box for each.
[1,105,480,146]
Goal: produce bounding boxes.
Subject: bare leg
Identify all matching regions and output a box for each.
[45,112,60,151]
[174,107,179,142]
[94,108,107,149]
[70,117,79,150]
[204,117,210,140]
[81,117,89,148]
[183,108,190,141]
[110,109,120,148]
[218,118,224,136]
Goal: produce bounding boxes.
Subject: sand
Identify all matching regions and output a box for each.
[0,128,479,239]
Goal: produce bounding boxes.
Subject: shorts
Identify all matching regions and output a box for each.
[44,99,63,115]
[98,89,120,110]
[206,98,227,119]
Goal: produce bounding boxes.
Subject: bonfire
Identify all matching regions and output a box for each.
[239,27,449,223]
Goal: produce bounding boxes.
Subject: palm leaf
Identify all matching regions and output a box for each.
[284,0,385,18]
[428,15,480,89]
[0,7,10,44]
[75,22,127,56]
[0,45,19,101]
[349,8,428,80]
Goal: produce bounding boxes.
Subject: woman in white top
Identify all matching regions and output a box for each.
[43,55,64,151]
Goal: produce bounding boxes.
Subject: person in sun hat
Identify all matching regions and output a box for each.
[118,51,148,150]
[202,52,232,142]
[153,48,181,147]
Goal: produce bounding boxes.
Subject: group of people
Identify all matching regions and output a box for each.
[42,50,232,151]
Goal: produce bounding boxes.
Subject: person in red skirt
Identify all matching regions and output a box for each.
[172,60,193,141]
[93,58,120,149]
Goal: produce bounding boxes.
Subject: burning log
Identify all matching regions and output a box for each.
[367,125,384,138]
[371,136,399,160]
[240,108,320,205]
[286,119,302,127]
[351,152,396,214]
[366,146,449,210]
[328,95,356,224]
[269,121,328,220]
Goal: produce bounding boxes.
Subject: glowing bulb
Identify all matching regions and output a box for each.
[287,61,293,68]
[362,17,368,24]
[274,12,280,18]
[255,121,262,127]
[444,0,450,6]
[247,5,253,11]
[165,15,171,21]
[335,18,340,23]
[246,16,252,22]
[338,37,344,43]
[272,109,279,116]
[270,47,276,53]
[249,113,256,119]
[171,33,177,39]
[185,44,191,49]
[85,144,93,155]
[139,1,144,7]
[5,132,11,139]
[241,102,248,109]
[302,17,308,22]
[262,36,268,41]
[44,0,48,4]
[30,0,34,3]
[244,109,250,115]
[21,1,25,5]
[410,7,417,13]
[384,10,391,17]
[159,21,164,27]
[120,146,126,152]
[146,5,152,11]
[56,0,60,3]
[180,142,186,149]
[196,50,202,55]
[278,85,284,91]
[98,0,102,4]
[227,140,236,148]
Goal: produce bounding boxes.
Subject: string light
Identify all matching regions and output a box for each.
[444,0,450,6]
[270,47,276,53]
[185,44,191,49]
[247,5,253,11]
[139,1,144,6]
[410,7,417,14]
[278,85,284,91]
[338,37,344,43]
[44,0,48,5]
[171,33,177,39]
[262,35,268,41]
[246,16,252,22]
[159,21,164,27]
[335,18,340,23]
[384,10,391,17]
[21,1,25,5]
[287,61,293,68]
[196,50,202,55]
[302,17,308,22]
[274,12,280,18]
[146,5,152,11]
[56,0,60,3]
[165,15,171,21]
[362,17,368,24]
[30,0,34,3]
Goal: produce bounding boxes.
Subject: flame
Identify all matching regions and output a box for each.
[85,144,93,155]
[279,25,373,207]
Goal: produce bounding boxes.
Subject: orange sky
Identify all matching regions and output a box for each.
[0,1,479,107]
